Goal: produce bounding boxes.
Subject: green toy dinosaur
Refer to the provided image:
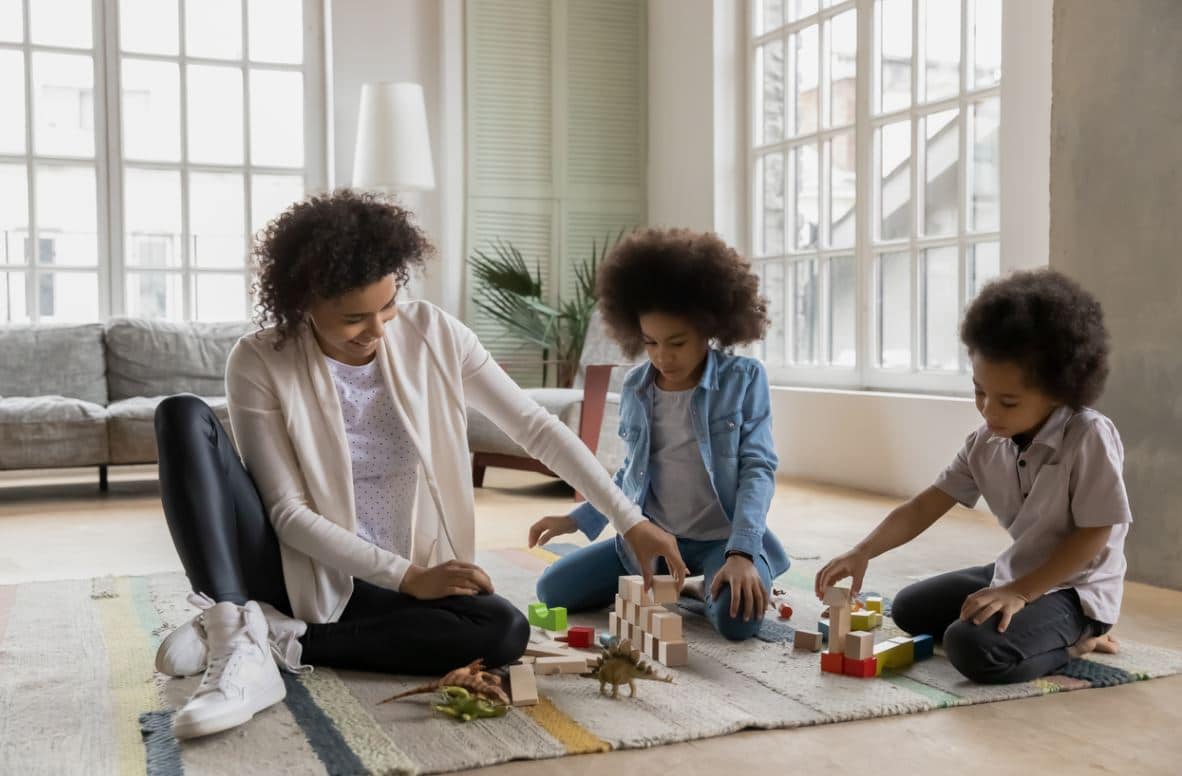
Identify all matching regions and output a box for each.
[432,686,509,722]
[585,638,674,699]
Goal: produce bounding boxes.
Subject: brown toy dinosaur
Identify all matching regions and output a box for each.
[379,659,511,706]
[585,639,674,699]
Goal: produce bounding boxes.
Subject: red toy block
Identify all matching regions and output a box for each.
[820,650,845,674]
[842,655,878,678]
[566,626,595,649]
[778,602,793,619]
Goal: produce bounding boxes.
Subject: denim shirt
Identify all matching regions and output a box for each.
[568,349,789,578]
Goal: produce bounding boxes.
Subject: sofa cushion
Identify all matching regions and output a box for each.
[468,388,583,458]
[105,318,251,401]
[107,395,232,465]
[0,395,108,469]
[0,323,108,405]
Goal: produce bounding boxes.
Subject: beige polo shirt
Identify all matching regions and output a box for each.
[934,406,1131,624]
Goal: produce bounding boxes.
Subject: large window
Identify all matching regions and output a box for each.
[750,0,1001,392]
[0,0,325,324]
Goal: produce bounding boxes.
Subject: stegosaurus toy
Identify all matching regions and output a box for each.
[585,638,674,699]
[379,659,511,706]
[432,686,509,722]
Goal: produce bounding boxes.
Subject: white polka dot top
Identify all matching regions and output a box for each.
[325,354,418,559]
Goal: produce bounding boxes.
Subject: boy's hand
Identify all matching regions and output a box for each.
[527,515,578,548]
[710,554,767,622]
[960,584,1029,632]
[814,549,871,599]
[622,521,690,590]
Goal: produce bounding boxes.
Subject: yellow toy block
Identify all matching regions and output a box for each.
[865,596,883,613]
[873,636,915,669]
[850,611,877,630]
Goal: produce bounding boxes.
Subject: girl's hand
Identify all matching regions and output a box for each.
[528,515,578,548]
[710,554,767,622]
[401,560,494,600]
[622,521,690,590]
[814,549,871,599]
[960,584,1029,632]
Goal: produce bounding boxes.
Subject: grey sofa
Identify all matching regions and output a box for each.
[0,318,250,488]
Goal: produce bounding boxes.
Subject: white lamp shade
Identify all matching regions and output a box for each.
[352,82,436,191]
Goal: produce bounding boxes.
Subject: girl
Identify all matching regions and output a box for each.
[529,228,788,641]
[153,191,687,739]
[816,269,1128,683]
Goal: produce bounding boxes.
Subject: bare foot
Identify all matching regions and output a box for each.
[1068,632,1120,659]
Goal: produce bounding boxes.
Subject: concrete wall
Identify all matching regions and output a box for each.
[1050,0,1182,589]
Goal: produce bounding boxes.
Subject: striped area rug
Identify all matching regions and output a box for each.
[2,546,1181,775]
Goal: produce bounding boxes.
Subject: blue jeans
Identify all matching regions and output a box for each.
[535,537,773,642]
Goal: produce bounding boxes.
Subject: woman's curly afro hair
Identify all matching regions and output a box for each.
[961,268,1109,409]
[252,189,433,346]
[596,227,769,358]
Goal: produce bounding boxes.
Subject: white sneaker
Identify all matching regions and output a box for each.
[172,601,287,740]
[258,602,311,674]
[155,592,215,677]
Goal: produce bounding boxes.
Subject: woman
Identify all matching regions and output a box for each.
[154,190,687,740]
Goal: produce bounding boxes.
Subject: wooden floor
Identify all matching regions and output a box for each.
[2,466,1180,774]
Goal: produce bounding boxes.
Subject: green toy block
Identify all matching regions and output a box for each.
[527,602,567,631]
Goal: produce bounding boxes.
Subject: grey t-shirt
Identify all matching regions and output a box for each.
[643,385,732,541]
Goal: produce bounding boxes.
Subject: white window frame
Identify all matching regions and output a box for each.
[746,0,1048,396]
[0,0,327,324]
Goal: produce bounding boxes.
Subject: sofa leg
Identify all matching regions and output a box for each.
[99,464,109,492]
[472,461,487,488]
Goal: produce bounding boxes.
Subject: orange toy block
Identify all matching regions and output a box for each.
[820,650,844,674]
[843,655,878,678]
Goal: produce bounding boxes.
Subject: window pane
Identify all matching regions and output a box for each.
[763,261,785,365]
[828,131,855,248]
[923,109,957,236]
[125,168,182,268]
[970,97,999,231]
[36,165,97,266]
[827,9,856,127]
[878,0,911,113]
[758,0,783,33]
[0,0,21,42]
[792,259,818,363]
[122,59,181,162]
[973,0,1002,88]
[37,271,98,322]
[251,173,303,237]
[186,0,242,60]
[190,172,245,269]
[828,255,855,366]
[0,163,28,263]
[878,119,910,240]
[29,0,90,48]
[922,246,958,369]
[924,0,960,102]
[877,251,910,368]
[32,52,95,158]
[793,143,819,250]
[757,152,785,256]
[0,270,27,322]
[187,65,243,164]
[789,0,818,22]
[791,25,818,136]
[250,69,303,167]
[757,40,784,145]
[120,0,178,55]
[126,271,183,320]
[968,240,999,299]
[194,272,246,321]
[0,50,24,153]
[248,0,303,64]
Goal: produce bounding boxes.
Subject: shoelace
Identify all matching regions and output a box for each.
[193,617,265,696]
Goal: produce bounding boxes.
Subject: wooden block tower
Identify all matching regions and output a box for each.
[609,574,687,667]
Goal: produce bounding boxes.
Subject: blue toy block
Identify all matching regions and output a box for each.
[599,632,619,649]
[911,634,934,661]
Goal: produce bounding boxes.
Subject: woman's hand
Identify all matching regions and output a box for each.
[814,548,871,599]
[623,521,690,590]
[960,584,1029,632]
[710,554,767,622]
[527,515,579,548]
[400,560,494,600]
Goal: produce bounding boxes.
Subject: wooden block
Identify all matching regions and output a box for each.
[872,611,884,628]
[620,576,651,604]
[845,630,875,661]
[643,632,659,659]
[793,629,823,652]
[566,626,595,649]
[509,663,538,705]
[828,606,851,655]
[608,612,621,638]
[823,585,852,606]
[820,650,844,674]
[524,643,575,659]
[615,595,626,620]
[650,611,683,641]
[625,601,641,626]
[657,639,688,667]
[518,656,535,664]
[535,656,586,675]
[865,595,883,613]
[637,605,663,633]
[850,611,876,631]
[842,655,878,678]
[650,575,679,604]
[873,637,914,669]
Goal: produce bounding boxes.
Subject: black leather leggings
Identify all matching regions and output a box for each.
[154,394,529,675]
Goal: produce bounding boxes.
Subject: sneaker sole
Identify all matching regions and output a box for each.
[172,679,287,740]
